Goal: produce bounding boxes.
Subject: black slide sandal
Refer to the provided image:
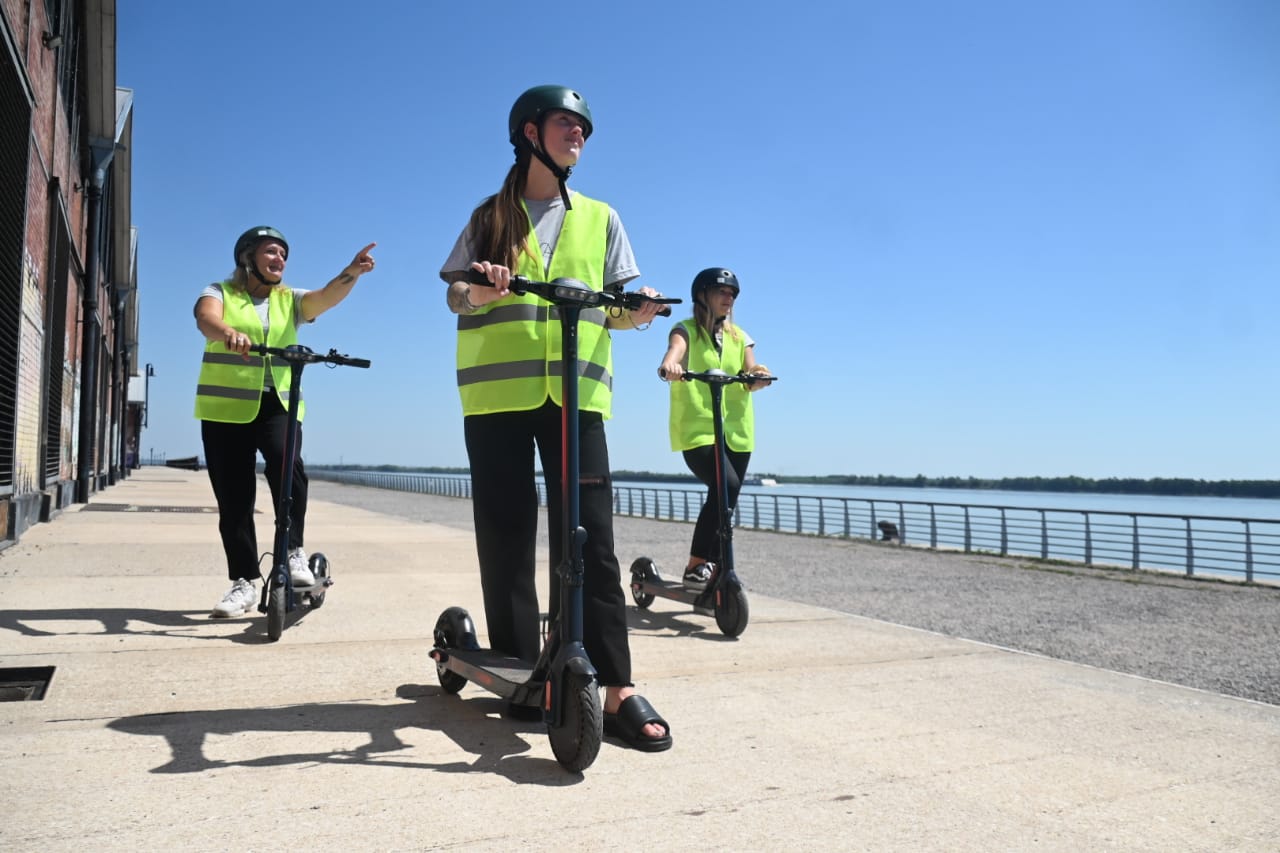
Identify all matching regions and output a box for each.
[603,695,673,752]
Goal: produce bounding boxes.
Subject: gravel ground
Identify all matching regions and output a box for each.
[312,481,1280,706]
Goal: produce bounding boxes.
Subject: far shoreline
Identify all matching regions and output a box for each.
[304,464,1280,501]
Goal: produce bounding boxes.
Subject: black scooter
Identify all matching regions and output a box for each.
[629,368,776,638]
[249,343,371,642]
[430,273,678,772]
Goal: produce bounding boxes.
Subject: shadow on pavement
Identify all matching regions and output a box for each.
[625,606,739,642]
[106,684,584,785]
[0,607,317,645]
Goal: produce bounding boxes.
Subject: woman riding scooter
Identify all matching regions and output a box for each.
[658,267,773,590]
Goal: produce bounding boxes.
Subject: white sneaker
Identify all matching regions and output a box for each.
[212,579,257,618]
[288,548,315,587]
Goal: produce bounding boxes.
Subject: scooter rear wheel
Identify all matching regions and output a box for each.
[266,584,285,641]
[433,607,472,695]
[714,583,749,638]
[628,557,658,609]
[548,673,602,772]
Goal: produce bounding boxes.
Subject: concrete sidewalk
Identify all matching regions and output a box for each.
[1,466,1276,851]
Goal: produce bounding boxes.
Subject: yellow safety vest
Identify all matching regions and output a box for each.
[455,193,613,417]
[669,318,754,452]
[194,283,303,423]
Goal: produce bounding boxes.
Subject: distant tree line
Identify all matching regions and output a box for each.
[310,465,1280,499]
[764,474,1280,499]
[311,464,470,475]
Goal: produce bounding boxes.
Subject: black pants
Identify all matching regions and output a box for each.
[464,400,632,687]
[201,392,307,582]
[682,444,751,564]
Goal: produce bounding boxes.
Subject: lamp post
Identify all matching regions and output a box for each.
[144,363,154,427]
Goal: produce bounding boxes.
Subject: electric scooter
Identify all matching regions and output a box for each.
[430,273,679,772]
[629,368,777,638]
[248,343,371,642]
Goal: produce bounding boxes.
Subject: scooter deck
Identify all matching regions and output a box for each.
[270,577,332,609]
[287,577,332,593]
[438,647,539,698]
[636,577,716,615]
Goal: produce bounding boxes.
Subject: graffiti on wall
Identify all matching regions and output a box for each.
[16,251,46,493]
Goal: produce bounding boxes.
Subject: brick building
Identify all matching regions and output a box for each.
[1,0,136,546]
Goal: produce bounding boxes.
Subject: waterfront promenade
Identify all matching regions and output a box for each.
[0,466,1277,851]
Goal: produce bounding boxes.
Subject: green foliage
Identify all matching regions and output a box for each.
[309,463,470,475]
[776,474,1280,499]
[307,464,1280,498]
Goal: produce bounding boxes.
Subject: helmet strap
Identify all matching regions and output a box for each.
[245,258,274,297]
[517,122,575,210]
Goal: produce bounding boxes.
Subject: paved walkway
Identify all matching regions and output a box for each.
[0,467,1276,851]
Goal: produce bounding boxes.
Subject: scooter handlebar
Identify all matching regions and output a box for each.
[461,269,678,316]
[250,344,371,369]
[662,368,779,385]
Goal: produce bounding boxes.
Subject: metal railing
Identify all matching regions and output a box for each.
[310,471,1280,584]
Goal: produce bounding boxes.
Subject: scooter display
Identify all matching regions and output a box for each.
[430,273,678,772]
[249,343,371,642]
[629,368,777,638]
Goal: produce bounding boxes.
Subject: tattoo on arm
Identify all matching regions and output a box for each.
[336,272,355,285]
[447,283,475,314]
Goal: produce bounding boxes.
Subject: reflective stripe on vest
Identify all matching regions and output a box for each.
[194,283,303,423]
[455,193,612,416]
[669,317,754,452]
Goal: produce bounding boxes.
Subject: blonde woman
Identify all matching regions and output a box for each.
[659,267,772,590]
[194,226,375,617]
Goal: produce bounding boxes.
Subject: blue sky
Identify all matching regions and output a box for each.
[119,0,1279,480]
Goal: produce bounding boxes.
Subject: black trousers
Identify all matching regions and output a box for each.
[682,444,751,564]
[464,400,632,687]
[201,392,307,582]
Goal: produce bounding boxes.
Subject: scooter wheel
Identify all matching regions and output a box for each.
[714,583,749,638]
[628,557,657,609]
[432,607,472,695]
[308,554,329,610]
[548,672,602,773]
[266,584,286,641]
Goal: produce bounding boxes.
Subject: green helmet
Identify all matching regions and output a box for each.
[233,226,289,265]
[508,85,594,144]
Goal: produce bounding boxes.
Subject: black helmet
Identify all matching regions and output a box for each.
[691,267,740,306]
[233,226,289,265]
[508,85,594,144]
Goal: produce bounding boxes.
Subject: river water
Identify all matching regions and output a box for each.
[618,479,1280,583]
[320,471,1280,582]
[730,482,1280,522]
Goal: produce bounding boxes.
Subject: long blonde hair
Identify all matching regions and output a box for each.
[692,298,742,346]
[465,150,541,269]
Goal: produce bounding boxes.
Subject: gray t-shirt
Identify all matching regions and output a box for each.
[438,192,640,288]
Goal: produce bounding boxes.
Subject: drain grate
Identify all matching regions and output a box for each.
[0,666,55,701]
[83,504,217,513]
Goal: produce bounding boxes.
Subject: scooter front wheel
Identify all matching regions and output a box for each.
[628,557,658,609]
[547,673,602,773]
[714,583,749,638]
[266,584,286,641]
